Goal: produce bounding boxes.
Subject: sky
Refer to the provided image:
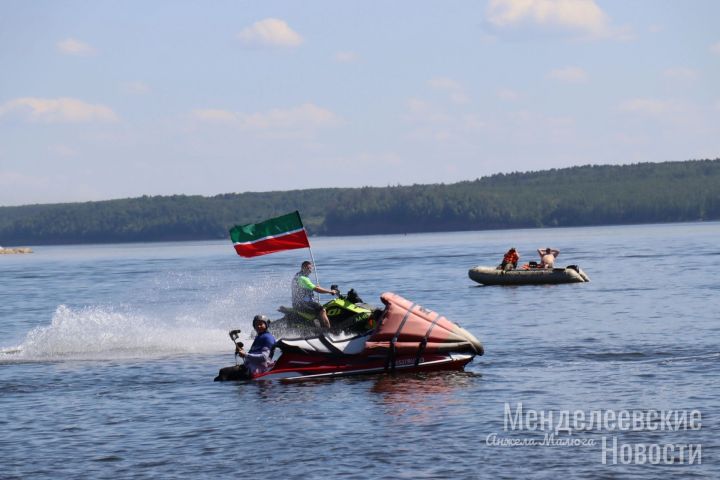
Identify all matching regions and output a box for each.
[1,0,719,206]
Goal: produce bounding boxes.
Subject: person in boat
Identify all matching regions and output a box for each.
[236,314,277,376]
[537,247,560,268]
[292,261,338,329]
[498,247,519,271]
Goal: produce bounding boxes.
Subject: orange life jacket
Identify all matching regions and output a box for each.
[503,251,519,263]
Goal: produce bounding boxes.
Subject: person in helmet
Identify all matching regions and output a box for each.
[236,314,276,376]
[291,261,338,329]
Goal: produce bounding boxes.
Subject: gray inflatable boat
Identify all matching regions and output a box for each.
[468,265,590,286]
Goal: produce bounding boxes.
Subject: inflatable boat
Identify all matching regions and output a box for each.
[215,292,483,382]
[468,265,590,286]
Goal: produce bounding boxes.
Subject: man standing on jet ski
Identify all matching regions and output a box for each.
[236,315,276,376]
[292,261,338,329]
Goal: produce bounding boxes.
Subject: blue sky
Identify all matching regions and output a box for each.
[1,0,719,206]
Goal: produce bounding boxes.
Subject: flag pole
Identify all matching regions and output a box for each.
[307,244,322,302]
[296,211,322,301]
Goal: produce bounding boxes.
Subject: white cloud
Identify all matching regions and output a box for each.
[428,77,462,90]
[0,97,118,123]
[548,66,588,82]
[663,68,698,81]
[404,98,452,124]
[237,18,303,48]
[461,114,488,131]
[403,97,487,144]
[486,0,610,36]
[57,38,97,56]
[122,81,151,94]
[710,41,720,55]
[191,109,238,123]
[335,51,358,63]
[428,77,470,104]
[498,109,578,146]
[618,98,683,116]
[497,88,521,101]
[405,98,430,115]
[48,144,78,157]
[241,103,339,129]
[192,103,341,130]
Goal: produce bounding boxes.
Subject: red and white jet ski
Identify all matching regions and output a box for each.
[214,292,483,382]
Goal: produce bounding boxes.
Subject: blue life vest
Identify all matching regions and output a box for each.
[249,331,276,355]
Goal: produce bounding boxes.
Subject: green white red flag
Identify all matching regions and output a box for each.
[229,211,310,257]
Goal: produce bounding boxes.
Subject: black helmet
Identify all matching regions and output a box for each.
[252,314,269,329]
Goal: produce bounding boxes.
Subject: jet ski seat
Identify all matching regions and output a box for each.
[324,331,369,355]
[276,332,370,356]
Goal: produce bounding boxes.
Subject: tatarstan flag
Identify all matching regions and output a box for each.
[230,211,310,257]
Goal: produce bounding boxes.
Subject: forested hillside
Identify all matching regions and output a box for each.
[323,160,720,234]
[1,159,718,246]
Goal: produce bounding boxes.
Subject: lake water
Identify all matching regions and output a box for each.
[1,223,718,479]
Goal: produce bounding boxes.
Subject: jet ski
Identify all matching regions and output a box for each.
[214,292,484,382]
[270,285,375,337]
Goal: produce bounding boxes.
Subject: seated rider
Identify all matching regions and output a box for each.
[236,314,276,376]
[498,247,519,271]
[537,247,560,268]
[291,261,338,329]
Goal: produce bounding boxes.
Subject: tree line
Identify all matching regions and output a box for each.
[1,159,718,246]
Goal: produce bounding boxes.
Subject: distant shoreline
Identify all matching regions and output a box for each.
[0,219,717,249]
[1,160,718,246]
[0,247,33,254]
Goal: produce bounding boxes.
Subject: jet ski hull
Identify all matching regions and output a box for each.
[214,352,474,382]
[258,351,474,381]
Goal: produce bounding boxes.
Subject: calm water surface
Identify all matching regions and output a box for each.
[1,223,718,479]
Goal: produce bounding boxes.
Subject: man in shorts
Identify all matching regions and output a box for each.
[537,247,560,268]
[291,261,338,329]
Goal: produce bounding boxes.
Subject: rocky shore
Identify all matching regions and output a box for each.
[0,247,33,254]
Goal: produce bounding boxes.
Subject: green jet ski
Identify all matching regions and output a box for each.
[271,286,376,337]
